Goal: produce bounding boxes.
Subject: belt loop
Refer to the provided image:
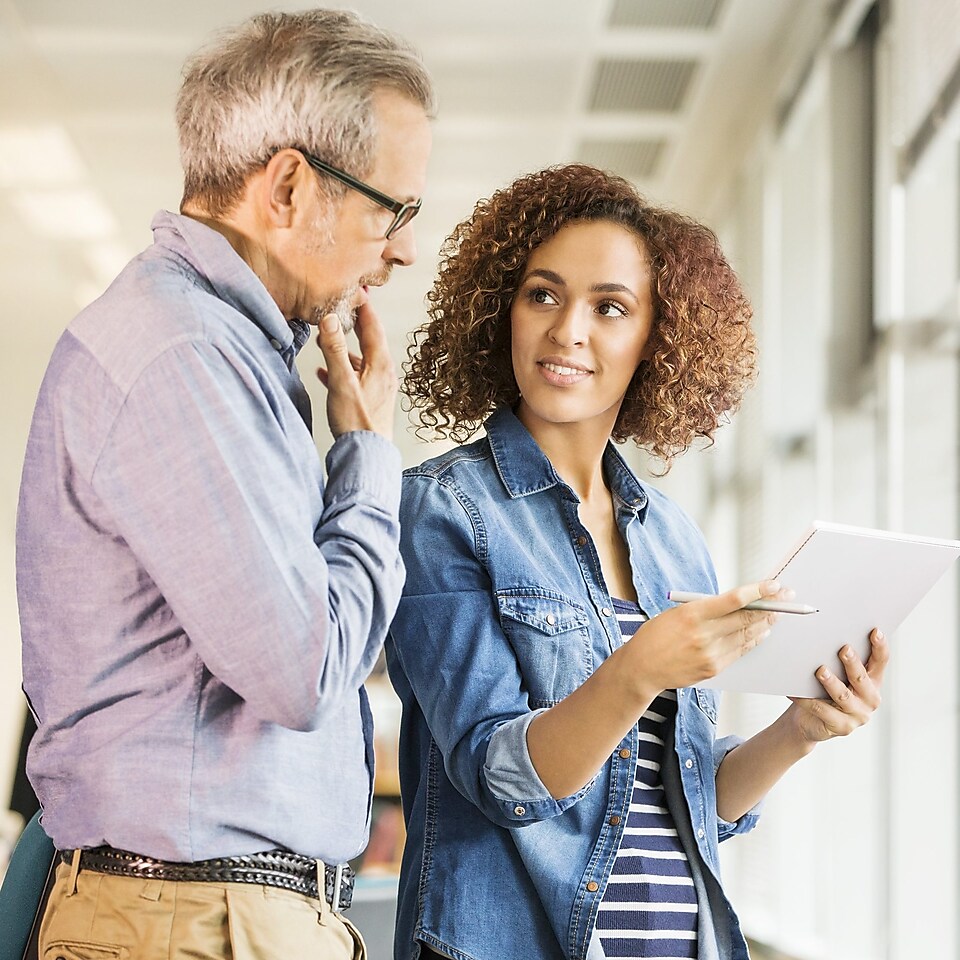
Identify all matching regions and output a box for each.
[315,860,328,925]
[331,863,343,915]
[66,849,81,897]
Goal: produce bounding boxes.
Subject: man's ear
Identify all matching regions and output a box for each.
[261,149,310,228]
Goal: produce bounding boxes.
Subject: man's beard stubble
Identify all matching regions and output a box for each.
[309,263,393,335]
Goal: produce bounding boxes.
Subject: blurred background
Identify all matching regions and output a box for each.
[1,0,957,957]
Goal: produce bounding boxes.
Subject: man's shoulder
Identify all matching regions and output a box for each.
[66,250,247,393]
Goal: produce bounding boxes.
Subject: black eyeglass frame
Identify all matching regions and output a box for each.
[299,150,421,240]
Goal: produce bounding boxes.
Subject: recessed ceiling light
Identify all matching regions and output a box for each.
[0,126,86,188]
[9,187,118,240]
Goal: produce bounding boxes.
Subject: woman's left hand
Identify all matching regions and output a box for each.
[787,628,888,744]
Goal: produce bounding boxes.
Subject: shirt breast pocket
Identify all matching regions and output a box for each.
[693,687,719,724]
[496,590,592,708]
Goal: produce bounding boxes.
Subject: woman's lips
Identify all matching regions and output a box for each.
[537,360,593,385]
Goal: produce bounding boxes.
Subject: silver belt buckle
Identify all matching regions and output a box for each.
[331,862,344,913]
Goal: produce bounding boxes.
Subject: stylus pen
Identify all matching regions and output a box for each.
[667,591,819,615]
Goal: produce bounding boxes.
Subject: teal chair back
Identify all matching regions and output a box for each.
[0,810,56,960]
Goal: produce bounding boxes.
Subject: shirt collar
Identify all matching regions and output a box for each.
[484,407,649,520]
[150,210,308,356]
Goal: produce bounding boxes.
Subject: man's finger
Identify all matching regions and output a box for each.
[316,314,355,380]
[351,301,391,370]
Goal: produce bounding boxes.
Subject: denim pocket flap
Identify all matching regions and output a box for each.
[693,687,718,723]
[496,592,588,635]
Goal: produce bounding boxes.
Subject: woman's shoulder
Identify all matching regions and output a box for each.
[403,434,495,485]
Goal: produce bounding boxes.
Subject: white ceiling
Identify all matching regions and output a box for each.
[0,0,830,470]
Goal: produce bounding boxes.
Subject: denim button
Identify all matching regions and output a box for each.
[601,607,611,617]
[685,758,694,769]
[618,748,630,759]
[697,827,705,839]
[576,536,587,547]
[514,805,525,816]
[609,815,621,826]
[269,338,283,351]
[586,881,599,892]
[546,614,556,626]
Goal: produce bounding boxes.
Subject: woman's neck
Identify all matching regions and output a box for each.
[516,411,612,504]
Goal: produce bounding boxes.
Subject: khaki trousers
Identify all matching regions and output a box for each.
[38,858,366,960]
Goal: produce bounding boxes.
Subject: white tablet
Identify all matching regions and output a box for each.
[697,521,960,698]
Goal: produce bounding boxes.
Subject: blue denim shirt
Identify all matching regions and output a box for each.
[386,408,759,960]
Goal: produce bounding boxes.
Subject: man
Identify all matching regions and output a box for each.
[16,9,434,958]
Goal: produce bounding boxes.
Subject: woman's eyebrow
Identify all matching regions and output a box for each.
[591,281,639,302]
[524,270,639,303]
[525,268,565,285]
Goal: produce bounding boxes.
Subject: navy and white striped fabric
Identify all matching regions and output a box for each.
[595,598,698,959]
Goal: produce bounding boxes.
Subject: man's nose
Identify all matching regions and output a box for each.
[383,222,417,267]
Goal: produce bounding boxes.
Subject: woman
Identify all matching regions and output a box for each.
[386,164,885,960]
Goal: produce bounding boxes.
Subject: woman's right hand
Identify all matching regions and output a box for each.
[623,581,783,699]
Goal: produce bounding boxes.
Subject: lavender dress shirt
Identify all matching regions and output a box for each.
[17,210,404,864]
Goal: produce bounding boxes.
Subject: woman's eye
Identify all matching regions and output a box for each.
[597,300,627,318]
[529,288,556,305]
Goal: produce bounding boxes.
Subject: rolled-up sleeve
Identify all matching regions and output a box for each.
[388,474,586,828]
[713,733,763,839]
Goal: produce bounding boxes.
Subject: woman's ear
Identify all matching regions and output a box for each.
[639,330,658,362]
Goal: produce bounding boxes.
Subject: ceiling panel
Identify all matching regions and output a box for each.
[590,58,699,112]
[608,0,726,30]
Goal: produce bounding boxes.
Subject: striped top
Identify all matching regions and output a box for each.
[595,598,698,959]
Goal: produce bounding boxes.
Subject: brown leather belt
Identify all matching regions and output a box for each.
[60,846,355,911]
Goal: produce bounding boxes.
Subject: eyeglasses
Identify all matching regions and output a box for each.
[299,150,421,240]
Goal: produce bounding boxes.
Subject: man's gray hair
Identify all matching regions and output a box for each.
[176,9,436,215]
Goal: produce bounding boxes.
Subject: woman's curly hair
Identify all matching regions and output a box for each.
[403,163,757,466]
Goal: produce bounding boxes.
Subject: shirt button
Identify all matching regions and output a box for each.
[546,614,556,626]
[609,815,621,826]
[269,337,283,351]
[697,828,705,839]
[618,748,630,759]
[514,805,525,816]
[576,536,587,547]
[685,759,694,769]
[586,881,599,892]
[601,607,612,617]
[678,689,684,697]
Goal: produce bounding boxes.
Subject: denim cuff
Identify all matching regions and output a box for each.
[483,711,592,823]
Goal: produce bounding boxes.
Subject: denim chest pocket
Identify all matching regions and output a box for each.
[497,590,592,708]
[693,687,718,724]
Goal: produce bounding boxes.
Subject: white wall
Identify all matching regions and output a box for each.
[670,3,960,957]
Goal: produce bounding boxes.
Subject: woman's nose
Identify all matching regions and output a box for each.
[548,305,588,346]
